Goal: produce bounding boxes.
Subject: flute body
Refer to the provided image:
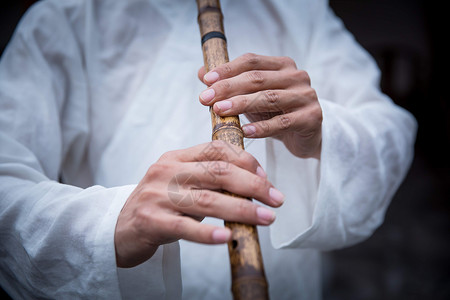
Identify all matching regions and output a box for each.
[196,1,269,299]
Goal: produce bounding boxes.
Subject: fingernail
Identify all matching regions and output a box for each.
[212,228,231,243]
[257,207,276,224]
[242,125,256,137]
[204,71,219,84]
[269,187,284,205]
[200,88,215,103]
[215,100,232,112]
[256,166,267,178]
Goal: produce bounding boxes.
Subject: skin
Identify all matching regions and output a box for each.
[114,53,322,268]
[198,53,322,159]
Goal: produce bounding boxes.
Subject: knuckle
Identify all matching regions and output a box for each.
[295,70,311,85]
[249,175,267,192]
[239,94,250,109]
[247,71,265,85]
[280,56,297,68]
[146,162,169,179]
[309,103,323,125]
[243,53,259,66]
[277,114,292,130]
[258,120,270,133]
[139,187,160,201]
[263,90,279,106]
[159,150,179,162]
[210,140,240,159]
[208,140,227,156]
[203,141,230,162]
[216,80,231,95]
[235,199,252,217]
[220,63,233,77]
[242,150,256,163]
[210,140,227,149]
[134,206,155,233]
[306,87,318,101]
[209,161,231,177]
[233,149,257,171]
[196,190,214,209]
[134,206,151,223]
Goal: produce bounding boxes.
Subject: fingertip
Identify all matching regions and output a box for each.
[203,71,219,84]
[212,227,232,243]
[199,88,215,104]
[256,206,276,225]
[214,100,232,114]
[269,187,285,206]
[212,103,220,114]
[242,125,256,137]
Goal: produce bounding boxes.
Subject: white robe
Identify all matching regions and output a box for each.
[0,0,417,299]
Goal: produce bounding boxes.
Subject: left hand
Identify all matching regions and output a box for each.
[198,53,322,159]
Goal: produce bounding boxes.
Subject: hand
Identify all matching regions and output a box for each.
[198,53,322,159]
[114,141,284,268]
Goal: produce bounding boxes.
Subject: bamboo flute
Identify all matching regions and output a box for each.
[196,1,269,299]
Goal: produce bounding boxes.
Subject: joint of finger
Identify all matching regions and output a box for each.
[263,90,279,107]
[306,87,318,102]
[277,115,292,130]
[196,190,215,210]
[243,53,260,67]
[146,162,171,181]
[258,121,270,134]
[247,71,265,86]
[210,140,227,149]
[239,94,249,110]
[204,141,230,161]
[138,187,161,203]
[235,199,252,219]
[237,151,259,172]
[159,150,178,162]
[249,175,268,194]
[210,161,231,177]
[280,56,297,69]
[307,104,323,128]
[294,70,311,85]
[220,63,233,77]
[215,80,231,99]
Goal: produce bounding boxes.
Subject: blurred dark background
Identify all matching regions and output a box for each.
[1,0,448,299]
[323,1,449,299]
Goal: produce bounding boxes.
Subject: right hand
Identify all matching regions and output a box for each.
[114,141,285,268]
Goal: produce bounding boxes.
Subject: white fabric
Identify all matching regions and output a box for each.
[0,0,416,299]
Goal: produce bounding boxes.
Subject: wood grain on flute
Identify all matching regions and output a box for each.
[196,0,270,299]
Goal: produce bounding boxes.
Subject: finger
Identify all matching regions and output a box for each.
[212,89,304,116]
[202,53,297,85]
[162,141,266,178]
[179,189,278,225]
[185,161,283,207]
[158,214,232,244]
[198,66,207,83]
[199,70,297,105]
[242,105,322,139]
[242,112,296,139]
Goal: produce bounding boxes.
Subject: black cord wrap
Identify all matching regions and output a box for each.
[201,31,227,45]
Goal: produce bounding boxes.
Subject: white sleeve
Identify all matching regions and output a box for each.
[0,3,135,299]
[267,1,417,250]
